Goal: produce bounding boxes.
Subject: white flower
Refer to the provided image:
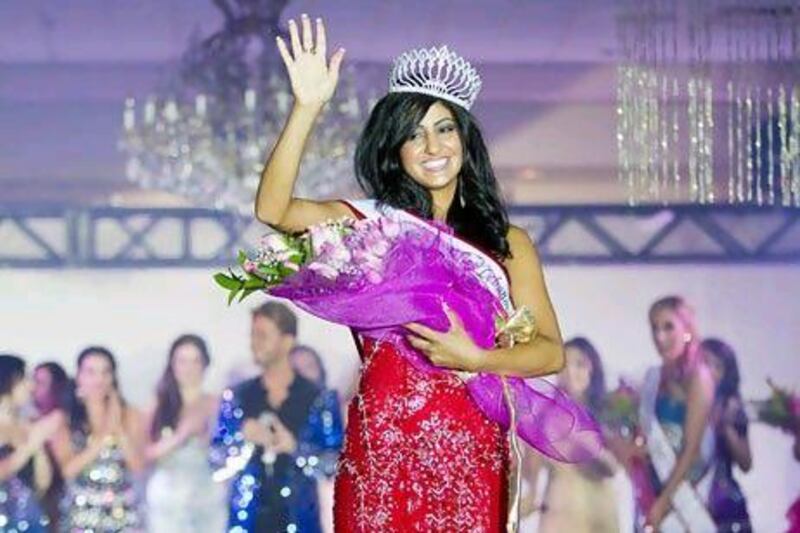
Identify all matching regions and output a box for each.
[308,262,340,280]
[260,233,290,253]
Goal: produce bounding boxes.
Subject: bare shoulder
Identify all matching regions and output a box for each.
[688,361,715,401]
[505,225,540,266]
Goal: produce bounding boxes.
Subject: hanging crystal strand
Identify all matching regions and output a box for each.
[766,87,776,205]
[745,86,754,202]
[629,68,639,204]
[703,79,715,203]
[778,85,790,205]
[649,71,661,199]
[673,78,681,198]
[661,75,671,203]
[617,67,630,204]
[696,78,707,203]
[791,85,800,206]
[727,81,736,203]
[619,67,636,205]
[735,85,745,203]
[637,69,649,203]
[754,85,763,205]
[688,78,699,202]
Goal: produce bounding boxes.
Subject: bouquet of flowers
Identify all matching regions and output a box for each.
[751,379,800,431]
[600,379,641,438]
[215,213,602,463]
[214,216,400,305]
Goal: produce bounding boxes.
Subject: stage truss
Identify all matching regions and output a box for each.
[1,204,798,268]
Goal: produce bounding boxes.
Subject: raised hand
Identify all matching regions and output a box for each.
[276,14,346,109]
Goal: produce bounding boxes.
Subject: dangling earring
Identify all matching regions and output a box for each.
[683,332,693,344]
[459,178,466,208]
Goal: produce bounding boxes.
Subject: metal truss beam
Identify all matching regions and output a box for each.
[1,204,798,268]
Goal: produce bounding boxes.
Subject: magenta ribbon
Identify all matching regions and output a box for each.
[270,221,602,463]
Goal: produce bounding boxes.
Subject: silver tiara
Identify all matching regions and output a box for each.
[388,45,482,110]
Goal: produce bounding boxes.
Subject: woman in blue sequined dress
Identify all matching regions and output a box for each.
[51,347,145,532]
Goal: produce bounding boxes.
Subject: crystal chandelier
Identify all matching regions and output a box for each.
[615,0,800,206]
[119,0,370,216]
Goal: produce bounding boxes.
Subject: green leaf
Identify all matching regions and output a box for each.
[227,286,242,306]
[237,250,248,265]
[243,276,267,290]
[238,287,260,302]
[214,272,242,290]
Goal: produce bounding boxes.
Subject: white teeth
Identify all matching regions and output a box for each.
[422,158,448,171]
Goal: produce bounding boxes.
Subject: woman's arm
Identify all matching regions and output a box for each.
[31,447,53,495]
[254,15,351,232]
[0,413,60,485]
[49,419,104,481]
[520,448,545,517]
[720,397,752,472]
[117,407,145,473]
[478,226,564,377]
[0,440,38,482]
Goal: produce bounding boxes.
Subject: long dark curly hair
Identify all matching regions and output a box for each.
[355,92,511,260]
[0,354,26,398]
[563,337,607,417]
[700,338,741,403]
[150,334,211,441]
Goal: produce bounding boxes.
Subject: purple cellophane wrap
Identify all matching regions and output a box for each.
[270,218,602,463]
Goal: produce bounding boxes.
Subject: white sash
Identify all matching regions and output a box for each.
[639,367,716,533]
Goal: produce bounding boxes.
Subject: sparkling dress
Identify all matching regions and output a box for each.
[334,336,509,532]
[59,433,142,532]
[210,374,343,533]
[332,199,511,532]
[0,444,50,532]
[145,434,226,533]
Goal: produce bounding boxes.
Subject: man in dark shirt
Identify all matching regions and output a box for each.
[211,301,343,533]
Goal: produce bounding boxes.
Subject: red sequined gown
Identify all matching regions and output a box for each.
[334,334,510,532]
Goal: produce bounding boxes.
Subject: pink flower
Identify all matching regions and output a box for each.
[310,225,344,258]
[243,260,257,274]
[308,262,340,280]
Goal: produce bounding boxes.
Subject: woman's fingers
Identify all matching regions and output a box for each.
[276,36,293,69]
[315,17,327,58]
[329,47,345,83]
[288,18,302,58]
[301,13,314,52]
[404,322,439,340]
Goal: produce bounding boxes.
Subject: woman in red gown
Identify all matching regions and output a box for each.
[258,15,568,532]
